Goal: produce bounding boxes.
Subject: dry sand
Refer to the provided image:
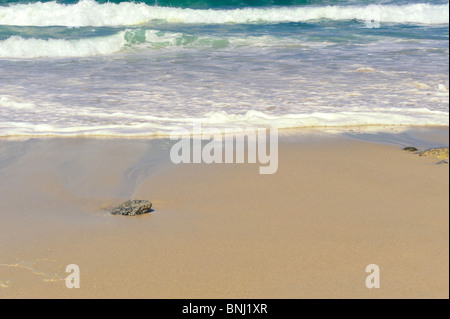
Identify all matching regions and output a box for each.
[0,127,448,299]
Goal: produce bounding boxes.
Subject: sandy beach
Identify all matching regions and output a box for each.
[0,126,448,299]
[1,0,448,302]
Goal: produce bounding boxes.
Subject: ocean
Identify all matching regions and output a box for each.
[0,0,448,136]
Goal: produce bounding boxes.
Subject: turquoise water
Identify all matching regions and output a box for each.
[0,0,448,136]
[2,0,448,6]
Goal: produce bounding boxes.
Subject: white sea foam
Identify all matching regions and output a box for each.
[0,95,36,109]
[0,32,127,58]
[0,29,321,58]
[0,107,448,137]
[0,0,448,27]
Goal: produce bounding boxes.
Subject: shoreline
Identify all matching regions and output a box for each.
[0,126,448,298]
[0,124,448,140]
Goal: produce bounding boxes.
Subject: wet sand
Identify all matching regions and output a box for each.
[0,127,448,299]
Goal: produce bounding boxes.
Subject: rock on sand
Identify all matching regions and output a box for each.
[110,200,153,216]
[418,148,449,161]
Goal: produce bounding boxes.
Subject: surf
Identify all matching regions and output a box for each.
[0,0,448,27]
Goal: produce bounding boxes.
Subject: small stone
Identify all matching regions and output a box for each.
[402,146,418,152]
[110,200,152,216]
[418,148,449,161]
[437,159,449,165]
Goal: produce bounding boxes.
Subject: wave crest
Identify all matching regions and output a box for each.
[0,32,127,58]
[0,0,448,27]
[0,29,321,58]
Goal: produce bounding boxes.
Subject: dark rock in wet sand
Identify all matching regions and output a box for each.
[402,146,418,152]
[110,200,152,216]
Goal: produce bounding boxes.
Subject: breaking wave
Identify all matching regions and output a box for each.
[0,0,448,27]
